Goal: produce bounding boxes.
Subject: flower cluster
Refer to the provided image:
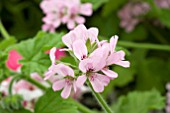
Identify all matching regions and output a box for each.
[40,0,92,32]
[118,0,170,32]
[0,73,45,111]
[118,2,150,32]
[45,24,130,99]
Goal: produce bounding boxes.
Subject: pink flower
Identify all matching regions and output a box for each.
[45,48,65,60]
[46,63,77,99]
[40,0,93,32]
[118,2,150,32]
[62,24,99,52]
[100,35,130,79]
[76,48,110,92]
[6,50,22,71]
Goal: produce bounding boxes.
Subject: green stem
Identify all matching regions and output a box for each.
[74,100,96,113]
[0,19,10,39]
[24,77,47,91]
[86,80,113,113]
[8,76,20,95]
[118,41,170,52]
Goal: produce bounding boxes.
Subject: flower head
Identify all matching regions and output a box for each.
[40,0,93,32]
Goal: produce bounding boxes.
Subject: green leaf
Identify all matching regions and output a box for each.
[13,31,64,75]
[112,90,165,113]
[34,89,79,113]
[81,0,108,10]
[0,37,16,50]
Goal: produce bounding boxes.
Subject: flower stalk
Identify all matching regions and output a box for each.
[86,80,114,113]
[0,19,10,40]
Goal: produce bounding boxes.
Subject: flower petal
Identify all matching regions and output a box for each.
[50,47,56,64]
[110,35,118,53]
[76,75,87,87]
[89,76,104,93]
[80,3,92,16]
[56,64,75,77]
[61,84,72,99]
[52,79,65,91]
[73,40,87,60]
[101,68,118,79]
[116,61,130,68]
[95,73,110,86]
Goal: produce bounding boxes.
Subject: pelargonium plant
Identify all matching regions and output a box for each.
[44,24,130,112]
[40,0,92,32]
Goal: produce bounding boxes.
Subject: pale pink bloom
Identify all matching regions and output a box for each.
[118,2,150,32]
[6,50,22,71]
[77,48,110,92]
[100,36,130,79]
[46,63,77,99]
[62,24,99,52]
[40,0,92,31]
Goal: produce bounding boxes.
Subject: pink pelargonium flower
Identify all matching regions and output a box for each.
[40,0,93,32]
[45,63,77,99]
[62,24,99,52]
[6,50,22,71]
[76,48,110,92]
[100,35,130,79]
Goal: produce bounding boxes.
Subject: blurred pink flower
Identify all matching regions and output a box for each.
[155,0,170,8]
[6,50,22,71]
[118,2,150,32]
[40,0,93,32]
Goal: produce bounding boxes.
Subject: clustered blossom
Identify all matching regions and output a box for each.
[118,0,170,32]
[0,73,45,111]
[166,83,170,113]
[40,0,92,32]
[118,2,150,32]
[44,24,130,99]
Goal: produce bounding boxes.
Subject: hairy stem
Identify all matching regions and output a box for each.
[8,76,20,95]
[86,80,113,113]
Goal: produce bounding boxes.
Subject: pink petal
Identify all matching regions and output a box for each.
[50,47,56,64]
[67,20,75,30]
[101,68,118,79]
[89,75,104,93]
[30,73,43,81]
[61,84,72,99]
[56,64,75,77]
[110,35,118,53]
[75,16,85,24]
[62,31,77,49]
[76,75,87,87]
[52,79,65,91]
[6,50,22,71]
[106,52,122,66]
[95,73,110,86]
[80,3,93,16]
[72,40,87,60]
[116,61,130,68]
[87,27,99,44]
[79,58,92,73]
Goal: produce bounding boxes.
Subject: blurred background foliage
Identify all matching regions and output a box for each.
[0,0,170,112]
